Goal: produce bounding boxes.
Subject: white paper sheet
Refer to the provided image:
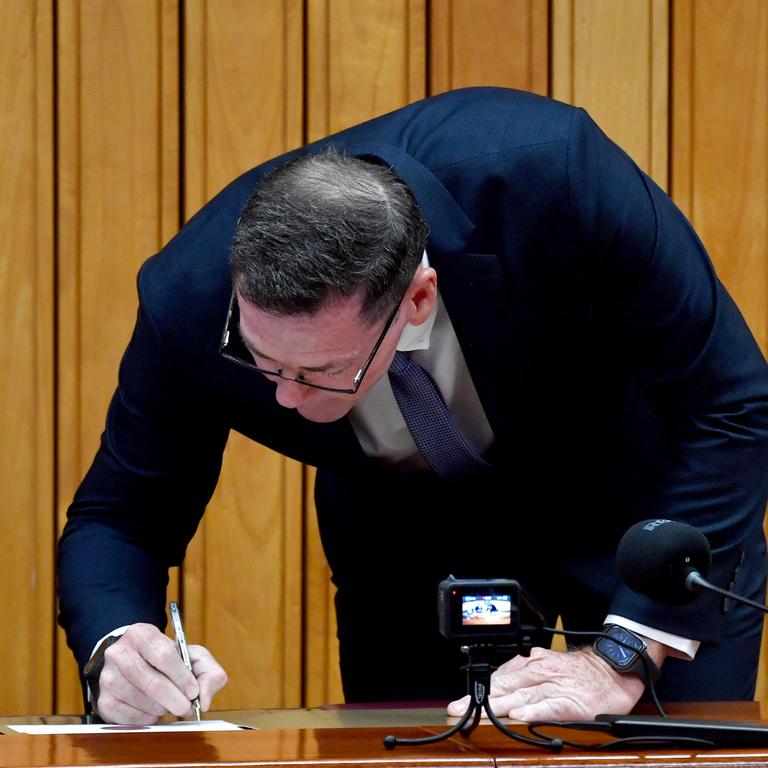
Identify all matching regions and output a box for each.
[8,719,250,734]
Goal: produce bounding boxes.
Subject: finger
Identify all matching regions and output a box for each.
[487,683,559,718]
[96,689,162,726]
[107,642,193,717]
[135,632,200,701]
[447,695,475,718]
[99,665,167,718]
[189,645,228,711]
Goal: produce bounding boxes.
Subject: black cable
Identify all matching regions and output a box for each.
[527,720,715,750]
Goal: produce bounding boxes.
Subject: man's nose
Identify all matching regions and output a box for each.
[273,376,314,408]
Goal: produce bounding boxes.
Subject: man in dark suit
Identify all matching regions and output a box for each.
[57,87,768,725]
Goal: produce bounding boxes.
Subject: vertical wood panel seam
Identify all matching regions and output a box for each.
[527,0,533,90]
[447,0,453,89]
[569,0,574,102]
[301,0,308,146]
[325,0,331,136]
[647,0,652,179]
[283,1,288,148]
[299,0,309,704]
[282,0,289,706]
[156,1,162,250]
[74,0,83,439]
[550,0,556,99]
[176,0,187,612]
[663,0,670,192]
[424,0,431,98]
[49,0,59,714]
[688,0,695,219]
[177,0,185,235]
[72,0,83,457]
[545,0,549,96]
[202,0,208,211]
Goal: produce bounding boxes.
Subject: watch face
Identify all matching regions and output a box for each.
[596,626,643,669]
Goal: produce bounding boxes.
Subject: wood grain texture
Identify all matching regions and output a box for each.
[55,0,180,713]
[672,0,767,351]
[0,0,54,715]
[430,0,548,96]
[552,0,668,188]
[307,0,426,141]
[182,0,304,709]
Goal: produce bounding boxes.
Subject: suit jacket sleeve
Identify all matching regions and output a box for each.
[568,107,768,639]
[57,262,229,669]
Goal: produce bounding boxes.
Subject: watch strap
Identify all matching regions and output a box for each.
[83,635,121,715]
[593,624,661,686]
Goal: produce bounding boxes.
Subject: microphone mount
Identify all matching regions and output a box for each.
[685,569,768,614]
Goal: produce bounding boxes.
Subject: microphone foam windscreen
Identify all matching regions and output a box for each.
[616,519,712,605]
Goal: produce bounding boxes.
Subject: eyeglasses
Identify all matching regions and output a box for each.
[219,290,401,394]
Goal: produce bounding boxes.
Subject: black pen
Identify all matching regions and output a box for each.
[169,601,202,721]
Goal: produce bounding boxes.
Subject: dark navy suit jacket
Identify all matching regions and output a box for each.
[58,88,768,691]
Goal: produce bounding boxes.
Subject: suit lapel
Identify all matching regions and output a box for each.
[430,250,520,448]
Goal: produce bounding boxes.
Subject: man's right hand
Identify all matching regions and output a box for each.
[93,623,228,724]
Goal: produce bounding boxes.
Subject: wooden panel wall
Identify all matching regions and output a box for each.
[552,0,668,187]
[0,0,765,715]
[430,0,548,95]
[0,0,54,715]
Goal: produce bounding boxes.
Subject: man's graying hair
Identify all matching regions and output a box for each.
[230,147,428,326]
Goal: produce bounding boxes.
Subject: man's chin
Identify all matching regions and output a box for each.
[295,405,351,423]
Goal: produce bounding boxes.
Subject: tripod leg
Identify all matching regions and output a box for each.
[458,701,483,736]
[383,702,479,749]
[481,697,563,752]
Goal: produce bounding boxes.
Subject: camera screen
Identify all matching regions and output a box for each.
[461,594,512,626]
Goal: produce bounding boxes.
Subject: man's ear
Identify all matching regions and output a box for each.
[403,266,437,326]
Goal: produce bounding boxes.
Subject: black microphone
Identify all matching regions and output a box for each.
[603,519,768,749]
[617,518,767,613]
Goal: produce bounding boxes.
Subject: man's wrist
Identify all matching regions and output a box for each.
[83,635,121,715]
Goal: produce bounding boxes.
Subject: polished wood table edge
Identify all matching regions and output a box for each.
[4,723,768,768]
[0,703,765,768]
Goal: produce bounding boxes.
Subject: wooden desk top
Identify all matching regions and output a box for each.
[0,702,766,768]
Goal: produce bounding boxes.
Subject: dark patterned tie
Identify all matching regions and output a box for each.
[388,351,489,480]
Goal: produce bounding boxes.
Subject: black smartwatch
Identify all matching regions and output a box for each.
[83,635,121,715]
[592,624,661,685]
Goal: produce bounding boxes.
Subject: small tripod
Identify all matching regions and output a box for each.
[383,644,562,751]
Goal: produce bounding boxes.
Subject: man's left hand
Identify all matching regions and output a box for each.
[446,646,645,722]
